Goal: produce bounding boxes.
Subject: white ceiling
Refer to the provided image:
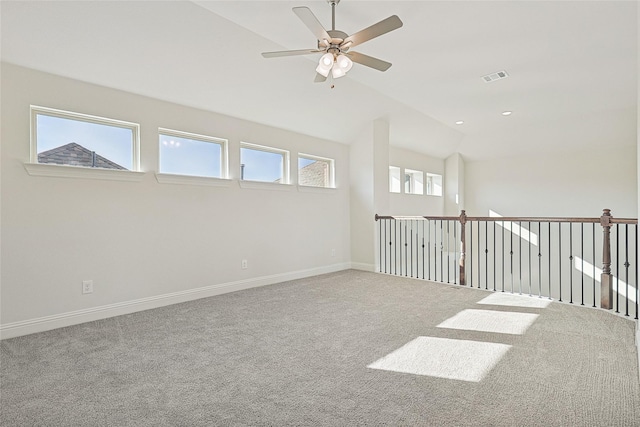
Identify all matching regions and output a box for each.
[1,1,637,161]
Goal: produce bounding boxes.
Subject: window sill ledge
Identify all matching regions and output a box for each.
[24,163,145,182]
[155,173,232,187]
[297,185,337,193]
[239,180,294,191]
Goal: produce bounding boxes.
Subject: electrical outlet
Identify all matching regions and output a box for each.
[82,280,93,294]
[331,249,336,257]
[241,260,248,269]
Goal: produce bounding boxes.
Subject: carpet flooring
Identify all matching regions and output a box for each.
[1,270,639,426]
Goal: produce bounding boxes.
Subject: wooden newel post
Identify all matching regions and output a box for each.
[600,209,613,309]
[459,210,467,286]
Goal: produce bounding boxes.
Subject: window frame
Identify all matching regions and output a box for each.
[30,105,140,171]
[404,168,424,195]
[426,172,443,196]
[297,153,335,188]
[389,166,401,193]
[240,142,290,184]
[158,127,228,179]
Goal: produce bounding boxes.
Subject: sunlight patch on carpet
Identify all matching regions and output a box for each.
[477,292,552,308]
[437,309,539,335]
[367,336,511,382]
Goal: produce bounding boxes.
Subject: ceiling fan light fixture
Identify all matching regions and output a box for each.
[316,63,331,77]
[316,52,334,77]
[331,65,346,79]
[336,54,353,72]
[320,52,334,67]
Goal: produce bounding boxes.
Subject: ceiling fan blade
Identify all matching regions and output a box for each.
[293,7,331,43]
[342,15,403,48]
[346,51,392,72]
[262,49,322,58]
[314,73,327,83]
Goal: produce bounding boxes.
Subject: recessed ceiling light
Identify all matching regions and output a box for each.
[501,111,512,116]
[455,120,464,125]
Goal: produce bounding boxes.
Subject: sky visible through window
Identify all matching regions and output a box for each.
[159,134,221,178]
[241,147,285,182]
[299,157,315,168]
[38,113,297,182]
[37,114,133,170]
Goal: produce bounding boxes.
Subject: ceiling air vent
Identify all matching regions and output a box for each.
[482,70,509,83]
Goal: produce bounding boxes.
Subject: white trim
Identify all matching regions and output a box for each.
[239,180,294,191]
[0,263,351,340]
[30,105,141,171]
[351,262,376,272]
[24,163,145,182]
[297,185,338,193]
[155,173,232,187]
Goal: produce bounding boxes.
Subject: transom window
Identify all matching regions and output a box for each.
[298,154,334,188]
[159,128,227,178]
[404,169,424,195]
[31,106,139,171]
[240,143,289,183]
[389,166,401,193]
[426,173,443,196]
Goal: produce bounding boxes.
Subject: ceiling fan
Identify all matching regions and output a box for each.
[261,0,403,82]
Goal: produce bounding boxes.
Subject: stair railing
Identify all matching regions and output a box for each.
[375,210,638,319]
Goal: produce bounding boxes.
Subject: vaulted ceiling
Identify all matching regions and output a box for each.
[1,1,637,161]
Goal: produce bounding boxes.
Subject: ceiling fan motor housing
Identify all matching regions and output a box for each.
[318,30,349,52]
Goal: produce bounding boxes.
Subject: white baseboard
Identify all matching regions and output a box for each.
[350,262,376,272]
[0,263,351,340]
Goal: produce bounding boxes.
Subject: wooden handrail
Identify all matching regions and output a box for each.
[376,213,637,224]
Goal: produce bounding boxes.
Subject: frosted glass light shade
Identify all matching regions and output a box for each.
[331,65,346,79]
[316,52,334,77]
[316,63,331,77]
[320,52,333,67]
[336,54,353,72]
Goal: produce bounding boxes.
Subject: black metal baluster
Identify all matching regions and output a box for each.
[558,222,562,302]
[447,220,451,283]
[470,221,473,288]
[581,223,584,306]
[625,224,630,316]
[422,220,425,280]
[405,221,408,277]
[538,222,542,299]
[486,221,490,289]
[478,221,482,289]
[416,220,420,279]
[510,221,514,293]
[379,219,383,273]
[383,220,387,274]
[548,222,551,300]
[493,222,496,291]
[528,221,532,296]
[427,220,431,280]
[616,224,619,313]
[392,220,396,275]
[502,222,505,292]
[635,224,638,320]
[410,221,413,278]
[440,220,444,282]
[454,220,458,284]
[518,221,524,294]
[569,223,573,304]
[593,223,596,308]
